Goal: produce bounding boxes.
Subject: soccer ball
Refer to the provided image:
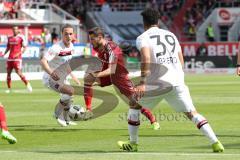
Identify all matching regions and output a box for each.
[68,105,86,121]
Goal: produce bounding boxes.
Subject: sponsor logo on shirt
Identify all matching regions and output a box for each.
[58,50,73,57]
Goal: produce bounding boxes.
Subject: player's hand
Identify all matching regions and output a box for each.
[237,67,240,76]
[0,52,4,57]
[89,72,99,78]
[84,72,97,83]
[50,70,60,81]
[75,81,81,86]
[135,83,146,100]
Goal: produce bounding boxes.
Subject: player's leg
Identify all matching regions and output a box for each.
[54,94,77,126]
[112,75,160,130]
[56,85,75,126]
[118,99,141,152]
[0,103,17,144]
[16,68,30,86]
[165,85,224,152]
[140,107,160,130]
[115,75,157,151]
[83,73,95,111]
[43,75,76,126]
[118,88,164,151]
[15,61,32,92]
[185,111,224,152]
[6,62,13,93]
[83,72,102,111]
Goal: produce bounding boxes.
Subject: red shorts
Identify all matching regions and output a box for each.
[99,76,112,87]
[100,75,135,98]
[6,61,22,70]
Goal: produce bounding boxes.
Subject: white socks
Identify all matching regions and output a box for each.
[128,109,140,144]
[192,114,218,144]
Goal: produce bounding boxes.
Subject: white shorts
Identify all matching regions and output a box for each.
[42,73,70,93]
[42,73,72,101]
[138,84,196,112]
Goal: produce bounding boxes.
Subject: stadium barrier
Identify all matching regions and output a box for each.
[0,42,238,81]
[181,42,239,56]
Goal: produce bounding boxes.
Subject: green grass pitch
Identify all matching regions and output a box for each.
[0,74,240,160]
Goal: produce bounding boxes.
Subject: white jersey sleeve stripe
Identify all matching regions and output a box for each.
[106,43,116,64]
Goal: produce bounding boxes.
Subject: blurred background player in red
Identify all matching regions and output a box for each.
[3,26,32,93]
[84,27,160,130]
[0,102,17,144]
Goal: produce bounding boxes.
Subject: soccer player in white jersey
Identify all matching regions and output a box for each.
[118,8,224,152]
[40,24,78,127]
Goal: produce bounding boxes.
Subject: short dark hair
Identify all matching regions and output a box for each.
[88,27,105,38]
[12,25,19,28]
[61,24,74,33]
[141,8,160,26]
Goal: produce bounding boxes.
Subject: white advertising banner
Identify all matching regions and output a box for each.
[0,43,89,58]
[217,8,240,24]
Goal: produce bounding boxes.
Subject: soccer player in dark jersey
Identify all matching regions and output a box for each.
[0,102,17,144]
[3,26,32,93]
[83,27,160,130]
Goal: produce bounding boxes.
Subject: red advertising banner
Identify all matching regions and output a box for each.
[181,42,239,56]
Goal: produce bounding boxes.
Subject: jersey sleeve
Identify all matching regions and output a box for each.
[19,35,27,47]
[43,45,57,61]
[136,35,150,51]
[106,43,117,64]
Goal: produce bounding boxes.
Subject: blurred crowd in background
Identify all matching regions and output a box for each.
[1,0,240,59]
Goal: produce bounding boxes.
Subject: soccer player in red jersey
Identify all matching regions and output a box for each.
[3,26,32,93]
[0,102,17,144]
[84,27,160,130]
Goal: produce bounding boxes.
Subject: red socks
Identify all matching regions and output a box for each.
[7,74,11,89]
[0,105,8,131]
[20,75,28,85]
[141,107,156,124]
[84,84,93,111]
[7,74,28,89]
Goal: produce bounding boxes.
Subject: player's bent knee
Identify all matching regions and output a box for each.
[60,85,74,96]
[84,73,95,84]
[129,102,142,110]
[60,94,73,107]
[128,108,140,126]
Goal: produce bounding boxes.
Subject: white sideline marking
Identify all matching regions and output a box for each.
[0,88,51,93]
[188,81,240,85]
[0,150,239,156]
[0,68,236,81]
